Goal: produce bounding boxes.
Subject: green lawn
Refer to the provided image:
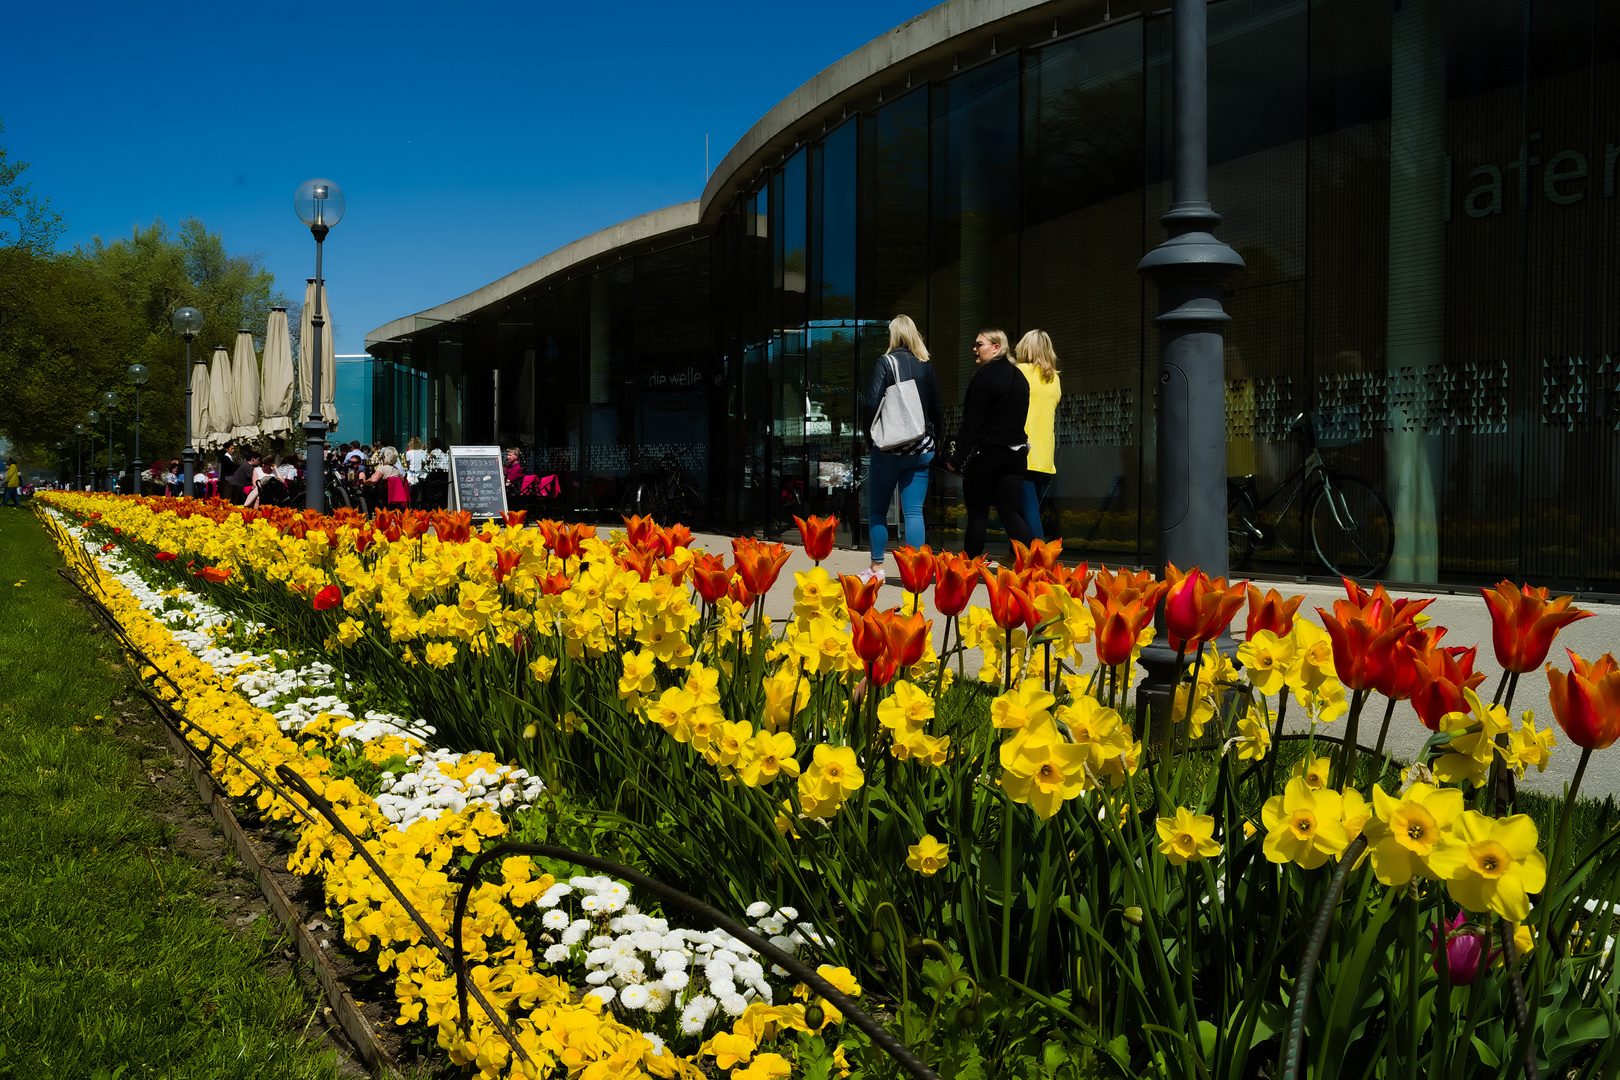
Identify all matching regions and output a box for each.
[0,507,347,1080]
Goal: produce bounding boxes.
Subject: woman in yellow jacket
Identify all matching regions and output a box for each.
[1015,330,1062,541]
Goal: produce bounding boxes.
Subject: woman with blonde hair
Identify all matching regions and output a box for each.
[857,314,944,584]
[945,328,1034,558]
[1015,329,1062,541]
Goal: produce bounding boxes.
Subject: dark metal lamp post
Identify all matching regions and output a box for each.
[294,177,344,513]
[54,441,65,488]
[127,364,148,495]
[85,410,101,492]
[172,306,204,498]
[100,391,119,492]
[1135,0,1246,741]
[73,424,85,490]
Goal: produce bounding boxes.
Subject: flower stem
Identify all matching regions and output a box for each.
[1498,916,1540,1080]
[1372,694,1398,762]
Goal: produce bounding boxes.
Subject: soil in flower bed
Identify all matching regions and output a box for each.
[0,513,370,1079]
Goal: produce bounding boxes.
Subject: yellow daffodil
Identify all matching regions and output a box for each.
[1261,778,1348,869]
[740,730,800,787]
[762,666,810,731]
[1362,782,1463,886]
[527,655,557,683]
[1425,810,1546,922]
[990,681,1056,730]
[906,834,950,875]
[1000,718,1088,819]
[1235,714,1270,761]
[1292,755,1332,789]
[1238,630,1295,696]
[1156,807,1220,865]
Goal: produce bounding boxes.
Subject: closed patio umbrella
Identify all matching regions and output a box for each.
[298,278,339,433]
[190,357,212,455]
[208,345,234,450]
[231,329,260,441]
[260,306,295,437]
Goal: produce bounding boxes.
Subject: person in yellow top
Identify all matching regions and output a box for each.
[3,459,19,508]
[1014,330,1062,541]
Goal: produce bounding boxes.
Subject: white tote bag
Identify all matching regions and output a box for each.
[868,353,929,453]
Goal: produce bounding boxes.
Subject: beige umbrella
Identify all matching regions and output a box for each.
[298,278,340,432]
[231,329,260,441]
[190,357,212,455]
[260,306,296,436]
[207,345,234,450]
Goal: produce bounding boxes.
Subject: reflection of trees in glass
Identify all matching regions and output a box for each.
[861,91,929,320]
[1027,66,1144,225]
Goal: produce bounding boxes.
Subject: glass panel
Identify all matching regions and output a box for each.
[860,88,930,323]
[637,241,712,498]
[587,261,635,513]
[1022,18,1146,557]
[535,279,584,504]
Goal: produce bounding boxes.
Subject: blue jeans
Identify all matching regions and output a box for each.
[1021,472,1053,541]
[868,448,934,561]
[3,487,18,507]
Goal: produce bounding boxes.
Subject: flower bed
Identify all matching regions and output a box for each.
[41,493,1620,1080]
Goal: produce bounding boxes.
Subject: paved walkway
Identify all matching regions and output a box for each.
[690,533,1620,799]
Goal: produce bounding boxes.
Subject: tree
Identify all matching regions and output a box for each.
[0,119,65,337]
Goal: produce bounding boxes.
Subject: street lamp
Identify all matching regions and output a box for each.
[54,441,65,489]
[84,409,100,492]
[101,391,119,491]
[294,177,344,512]
[73,424,85,490]
[1134,0,1246,749]
[172,306,204,497]
[127,364,148,494]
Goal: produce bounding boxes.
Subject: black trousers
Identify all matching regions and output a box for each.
[962,444,1033,558]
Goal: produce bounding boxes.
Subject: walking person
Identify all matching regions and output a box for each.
[3,459,20,507]
[945,329,1034,559]
[1015,330,1062,542]
[857,315,944,585]
[404,437,429,485]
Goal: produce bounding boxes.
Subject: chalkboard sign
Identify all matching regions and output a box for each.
[449,445,509,521]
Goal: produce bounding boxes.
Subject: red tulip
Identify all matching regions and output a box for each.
[793,514,838,563]
[891,545,936,595]
[1316,602,1407,692]
[313,584,342,610]
[199,566,231,584]
[1483,580,1594,674]
[933,554,981,616]
[851,608,889,663]
[1163,564,1247,651]
[500,510,528,528]
[1371,625,1447,702]
[689,553,734,605]
[1547,649,1620,750]
[1433,909,1496,986]
[1246,585,1303,638]
[155,552,177,562]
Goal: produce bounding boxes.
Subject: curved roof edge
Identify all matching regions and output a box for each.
[365,201,701,347]
[698,0,1071,217]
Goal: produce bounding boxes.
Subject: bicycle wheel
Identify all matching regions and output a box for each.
[618,481,645,520]
[1309,476,1393,578]
[1227,486,1257,569]
[665,483,704,528]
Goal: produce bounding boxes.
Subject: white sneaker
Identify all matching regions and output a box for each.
[857,566,886,586]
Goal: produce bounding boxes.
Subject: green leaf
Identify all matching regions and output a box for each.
[1470,1034,1500,1068]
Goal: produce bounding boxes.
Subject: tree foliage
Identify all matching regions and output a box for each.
[0,125,292,474]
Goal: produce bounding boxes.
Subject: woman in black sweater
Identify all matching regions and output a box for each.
[945,329,1035,558]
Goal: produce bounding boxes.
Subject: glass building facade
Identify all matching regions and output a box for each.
[368,0,1620,589]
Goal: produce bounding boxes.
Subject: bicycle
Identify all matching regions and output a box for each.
[1227,412,1394,578]
[619,453,704,527]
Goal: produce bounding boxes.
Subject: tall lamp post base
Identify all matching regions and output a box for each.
[303,419,327,513]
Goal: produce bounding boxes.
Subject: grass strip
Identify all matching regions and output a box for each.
[0,511,347,1080]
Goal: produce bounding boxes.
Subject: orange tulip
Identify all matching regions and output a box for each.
[313,584,342,610]
[1087,593,1154,667]
[1482,580,1595,674]
[793,514,838,562]
[1340,577,1434,630]
[891,545,937,594]
[1094,565,1159,604]
[883,608,933,668]
[841,573,881,617]
[657,556,688,585]
[493,548,523,584]
[1371,625,1447,702]
[661,523,695,553]
[689,553,733,605]
[1316,602,1408,692]
[983,567,1038,631]
[1163,564,1246,651]
[500,510,528,528]
[539,572,572,596]
[198,565,232,584]
[1012,538,1063,574]
[851,608,890,663]
[732,537,790,597]
[933,554,981,616]
[1547,649,1620,750]
[727,575,757,608]
[1245,585,1303,638]
[621,514,659,552]
[616,547,658,582]
[1409,645,1485,731]
[1047,560,1093,600]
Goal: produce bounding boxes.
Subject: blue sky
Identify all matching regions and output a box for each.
[3,0,927,355]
